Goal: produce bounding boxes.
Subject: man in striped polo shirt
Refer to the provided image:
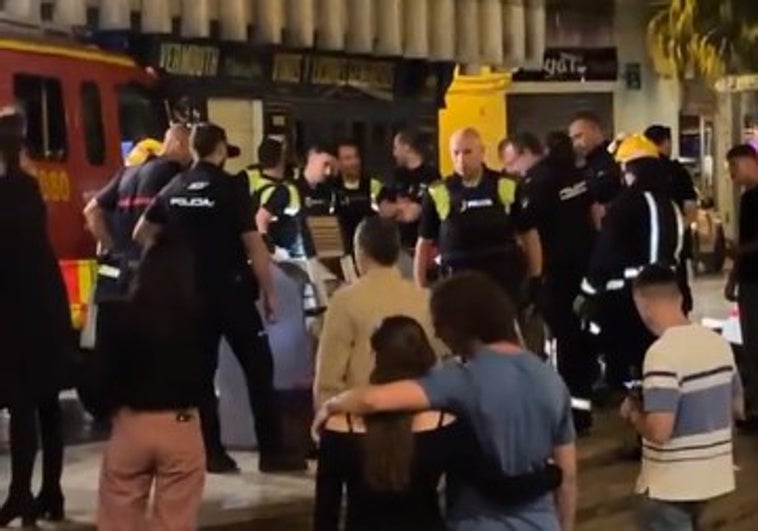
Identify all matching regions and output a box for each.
[620,264,743,530]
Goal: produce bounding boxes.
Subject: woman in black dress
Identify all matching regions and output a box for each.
[0,110,72,525]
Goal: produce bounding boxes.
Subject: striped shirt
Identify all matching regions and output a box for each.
[636,324,741,502]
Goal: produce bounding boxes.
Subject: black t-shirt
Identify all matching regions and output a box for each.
[333,176,381,252]
[96,156,183,259]
[663,157,697,259]
[382,163,442,249]
[582,143,622,205]
[145,161,257,296]
[739,186,758,284]
[256,177,300,252]
[512,159,594,273]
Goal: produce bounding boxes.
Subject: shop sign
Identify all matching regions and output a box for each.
[512,47,618,82]
[272,53,395,91]
[159,42,220,77]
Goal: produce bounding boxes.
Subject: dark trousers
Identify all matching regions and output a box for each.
[738,283,758,416]
[597,287,656,389]
[445,258,524,310]
[199,289,283,458]
[4,395,63,501]
[543,272,597,427]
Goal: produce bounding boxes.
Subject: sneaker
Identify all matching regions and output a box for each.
[259,454,308,473]
[206,452,240,474]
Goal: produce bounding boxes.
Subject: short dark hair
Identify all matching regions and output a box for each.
[356,217,401,266]
[336,139,361,156]
[257,137,284,168]
[507,132,544,156]
[395,128,427,154]
[191,122,240,159]
[570,110,603,127]
[545,131,576,168]
[308,142,336,157]
[644,125,672,146]
[727,144,758,161]
[632,264,680,297]
[430,273,519,348]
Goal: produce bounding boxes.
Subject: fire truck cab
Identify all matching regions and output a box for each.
[0,31,166,327]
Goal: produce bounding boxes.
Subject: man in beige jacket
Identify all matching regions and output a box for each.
[314,217,445,407]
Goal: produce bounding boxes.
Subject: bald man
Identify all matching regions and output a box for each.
[84,125,192,297]
[415,128,529,307]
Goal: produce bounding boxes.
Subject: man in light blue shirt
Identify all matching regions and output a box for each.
[314,272,577,530]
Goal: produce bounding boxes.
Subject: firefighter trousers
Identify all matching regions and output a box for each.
[543,272,597,430]
[597,286,656,389]
[199,287,283,459]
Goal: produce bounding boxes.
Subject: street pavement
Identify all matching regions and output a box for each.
[2,274,753,530]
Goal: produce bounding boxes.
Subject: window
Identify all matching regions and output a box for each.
[81,82,106,166]
[13,75,67,161]
[117,84,168,146]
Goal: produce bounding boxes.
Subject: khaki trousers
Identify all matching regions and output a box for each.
[98,408,206,531]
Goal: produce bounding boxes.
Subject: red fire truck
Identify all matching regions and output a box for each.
[0,31,167,328]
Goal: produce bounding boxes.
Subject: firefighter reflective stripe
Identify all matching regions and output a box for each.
[606,279,626,291]
[580,278,597,296]
[98,264,120,279]
[643,191,660,263]
[588,322,601,335]
[429,182,451,220]
[60,259,97,330]
[571,398,592,411]
[370,178,383,211]
[497,178,516,210]
[673,201,685,260]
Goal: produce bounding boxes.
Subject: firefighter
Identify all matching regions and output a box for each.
[134,123,303,474]
[84,124,191,302]
[332,139,387,253]
[644,124,699,315]
[575,134,684,391]
[569,111,623,227]
[503,131,597,434]
[415,128,531,308]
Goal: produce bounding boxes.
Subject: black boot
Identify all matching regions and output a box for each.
[33,488,65,522]
[0,491,36,528]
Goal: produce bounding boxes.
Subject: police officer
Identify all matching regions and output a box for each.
[644,124,699,315]
[576,134,684,391]
[569,111,623,225]
[333,139,386,253]
[504,131,597,433]
[134,123,303,474]
[246,137,302,256]
[383,128,442,252]
[415,128,527,306]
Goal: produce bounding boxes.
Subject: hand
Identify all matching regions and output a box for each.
[311,402,332,445]
[263,290,277,323]
[397,200,422,223]
[725,277,738,303]
[619,396,640,421]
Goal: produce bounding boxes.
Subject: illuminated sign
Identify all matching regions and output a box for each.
[271,53,395,90]
[159,43,220,77]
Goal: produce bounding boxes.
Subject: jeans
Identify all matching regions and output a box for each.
[638,497,704,531]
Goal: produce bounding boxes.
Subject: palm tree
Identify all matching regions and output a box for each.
[647,0,758,82]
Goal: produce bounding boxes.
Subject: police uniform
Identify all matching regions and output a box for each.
[145,161,283,464]
[514,157,597,429]
[579,147,684,389]
[419,168,522,303]
[246,167,303,257]
[333,175,384,253]
[582,142,622,205]
[381,163,442,250]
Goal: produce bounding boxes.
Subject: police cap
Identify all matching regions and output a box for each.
[191,123,241,159]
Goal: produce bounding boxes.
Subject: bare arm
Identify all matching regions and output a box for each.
[629,410,676,446]
[553,443,578,531]
[326,381,431,416]
[83,198,116,252]
[255,208,274,235]
[519,228,543,278]
[414,238,434,288]
[133,216,162,249]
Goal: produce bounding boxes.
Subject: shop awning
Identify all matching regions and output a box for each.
[9,0,545,68]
